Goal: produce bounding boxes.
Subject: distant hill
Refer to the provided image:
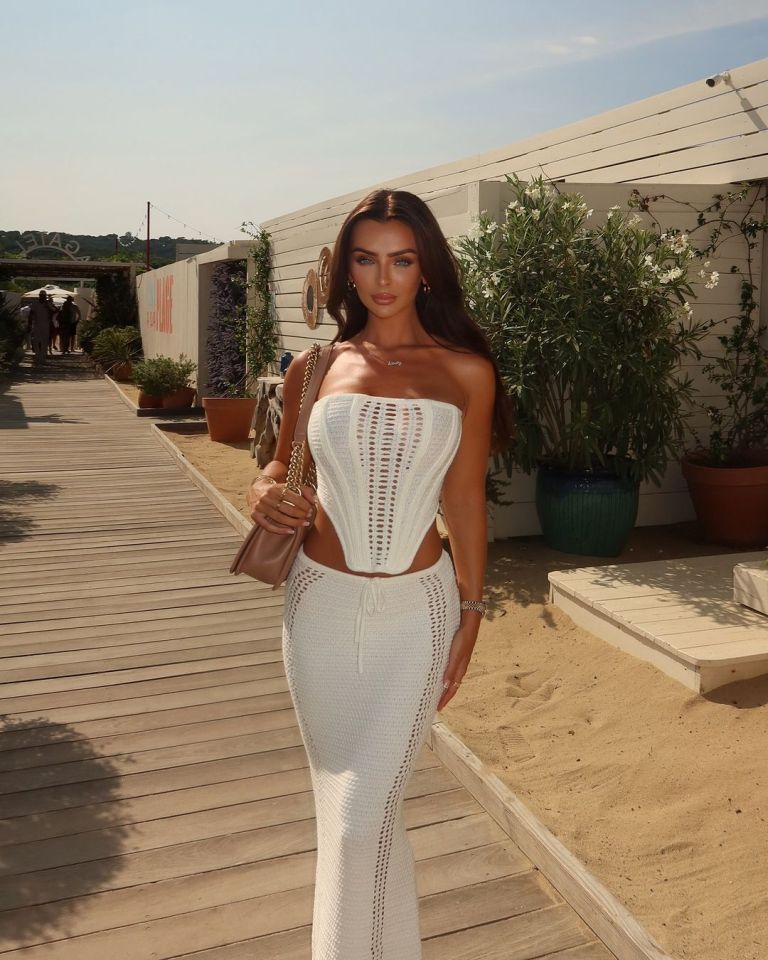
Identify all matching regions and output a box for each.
[0,230,217,267]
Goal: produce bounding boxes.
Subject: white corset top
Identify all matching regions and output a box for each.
[307,393,462,574]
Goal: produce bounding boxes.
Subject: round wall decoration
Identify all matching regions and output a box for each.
[317,246,332,308]
[302,268,319,328]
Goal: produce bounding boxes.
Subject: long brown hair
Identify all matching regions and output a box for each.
[325,188,516,454]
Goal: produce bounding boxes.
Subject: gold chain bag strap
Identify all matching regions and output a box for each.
[229,342,333,588]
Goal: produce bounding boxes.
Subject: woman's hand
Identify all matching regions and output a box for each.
[436,623,478,712]
[246,478,317,534]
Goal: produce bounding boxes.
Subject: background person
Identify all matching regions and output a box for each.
[58,295,80,354]
[48,300,60,354]
[19,302,32,351]
[27,290,53,364]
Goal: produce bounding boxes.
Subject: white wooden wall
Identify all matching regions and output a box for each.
[260,56,768,537]
[136,241,251,394]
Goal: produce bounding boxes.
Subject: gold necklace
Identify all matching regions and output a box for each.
[360,341,404,367]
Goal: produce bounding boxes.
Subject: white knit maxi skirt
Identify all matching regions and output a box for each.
[281,543,460,960]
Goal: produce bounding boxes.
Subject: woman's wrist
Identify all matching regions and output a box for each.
[252,475,278,488]
[460,599,487,616]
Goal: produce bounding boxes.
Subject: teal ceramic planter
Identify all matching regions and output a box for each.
[535,462,640,557]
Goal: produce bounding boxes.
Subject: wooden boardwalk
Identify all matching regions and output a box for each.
[0,356,614,959]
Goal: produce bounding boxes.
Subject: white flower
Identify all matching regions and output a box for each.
[682,301,693,316]
[586,209,594,218]
[507,199,521,212]
[485,222,497,235]
[705,271,720,289]
[530,209,541,221]
[525,182,544,198]
[603,294,612,302]
[468,219,483,241]
[658,266,683,283]
[669,232,689,252]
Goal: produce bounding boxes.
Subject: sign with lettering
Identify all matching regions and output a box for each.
[146,275,174,333]
[16,232,90,261]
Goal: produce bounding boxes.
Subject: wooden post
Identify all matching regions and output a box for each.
[146,202,151,271]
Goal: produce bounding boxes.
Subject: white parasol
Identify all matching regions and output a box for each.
[22,284,78,305]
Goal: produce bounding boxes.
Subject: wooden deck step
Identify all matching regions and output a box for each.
[549,551,768,692]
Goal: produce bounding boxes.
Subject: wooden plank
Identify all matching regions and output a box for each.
[0,607,283,648]
[0,655,285,699]
[0,816,514,951]
[5,680,284,729]
[0,726,304,796]
[0,745,437,821]
[0,708,298,772]
[0,611,280,663]
[0,840,526,951]
[7,787,480,875]
[0,691,292,748]
[3,764,457,848]
[422,904,597,960]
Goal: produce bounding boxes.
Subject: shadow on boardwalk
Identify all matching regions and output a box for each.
[0,717,129,948]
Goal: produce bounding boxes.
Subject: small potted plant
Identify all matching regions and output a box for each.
[160,355,197,408]
[454,174,707,557]
[132,355,197,408]
[678,186,768,547]
[132,357,168,408]
[92,326,141,381]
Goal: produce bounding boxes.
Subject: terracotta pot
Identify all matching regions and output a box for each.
[111,361,133,382]
[202,396,258,442]
[138,390,163,409]
[162,386,197,409]
[682,451,768,547]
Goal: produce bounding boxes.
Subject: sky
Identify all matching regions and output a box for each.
[3,0,768,243]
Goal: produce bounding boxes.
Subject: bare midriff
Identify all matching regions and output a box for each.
[302,501,444,578]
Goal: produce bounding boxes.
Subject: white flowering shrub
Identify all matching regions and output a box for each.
[453,174,708,485]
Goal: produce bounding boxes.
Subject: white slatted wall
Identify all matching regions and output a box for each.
[261,57,768,536]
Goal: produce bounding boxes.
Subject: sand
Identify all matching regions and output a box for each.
[161,425,768,960]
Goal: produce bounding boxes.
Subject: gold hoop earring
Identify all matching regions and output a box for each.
[347,279,356,290]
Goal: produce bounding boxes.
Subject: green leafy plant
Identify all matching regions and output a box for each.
[628,185,768,467]
[91,325,141,374]
[80,272,139,353]
[133,355,196,395]
[242,222,279,386]
[453,174,709,486]
[0,293,25,370]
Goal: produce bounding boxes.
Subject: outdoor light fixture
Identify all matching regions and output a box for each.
[705,71,731,87]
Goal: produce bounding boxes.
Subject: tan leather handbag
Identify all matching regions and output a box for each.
[229,342,334,588]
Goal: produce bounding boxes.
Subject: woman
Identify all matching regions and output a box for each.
[246,189,515,959]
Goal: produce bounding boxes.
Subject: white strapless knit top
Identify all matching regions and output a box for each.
[307,393,462,574]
